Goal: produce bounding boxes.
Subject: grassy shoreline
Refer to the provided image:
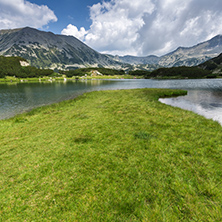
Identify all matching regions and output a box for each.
[0,88,221,221]
[0,75,221,84]
[0,75,141,83]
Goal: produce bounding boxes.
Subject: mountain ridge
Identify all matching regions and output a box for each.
[0,27,122,69]
[114,35,222,67]
[0,27,222,70]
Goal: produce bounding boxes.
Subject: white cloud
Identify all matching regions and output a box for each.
[62,0,222,56]
[138,0,222,56]
[61,24,88,41]
[0,0,57,29]
[84,0,155,55]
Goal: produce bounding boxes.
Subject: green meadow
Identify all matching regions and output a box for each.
[0,75,139,84]
[0,89,221,221]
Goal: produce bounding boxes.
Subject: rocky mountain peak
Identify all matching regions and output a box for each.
[0,27,222,70]
[0,27,122,69]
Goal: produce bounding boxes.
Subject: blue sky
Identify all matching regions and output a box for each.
[30,0,100,33]
[1,0,222,56]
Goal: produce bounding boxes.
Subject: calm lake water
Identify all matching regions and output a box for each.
[0,79,222,125]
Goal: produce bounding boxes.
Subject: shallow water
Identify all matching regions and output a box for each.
[159,89,222,125]
[0,79,222,124]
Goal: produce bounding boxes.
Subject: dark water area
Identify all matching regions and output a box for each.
[0,79,222,124]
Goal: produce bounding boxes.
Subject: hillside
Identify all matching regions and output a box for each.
[146,66,211,79]
[109,54,160,65]
[0,56,53,78]
[114,35,222,67]
[0,27,122,69]
[198,53,222,74]
[1,27,222,70]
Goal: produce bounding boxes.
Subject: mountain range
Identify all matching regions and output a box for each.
[0,27,222,70]
[0,27,122,69]
[111,35,222,67]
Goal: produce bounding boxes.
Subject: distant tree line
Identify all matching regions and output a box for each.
[59,67,125,77]
[129,66,220,79]
[198,53,222,75]
[61,66,217,79]
[128,70,151,76]
[0,56,217,80]
[0,56,54,78]
[19,66,54,78]
[147,66,212,79]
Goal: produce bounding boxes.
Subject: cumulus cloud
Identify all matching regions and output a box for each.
[61,24,88,41]
[0,0,57,29]
[85,0,155,55]
[63,0,222,56]
[138,0,222,56]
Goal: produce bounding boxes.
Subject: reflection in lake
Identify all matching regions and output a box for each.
[0,79,222,125]
[159,89,222,125]
[0,80,113,120]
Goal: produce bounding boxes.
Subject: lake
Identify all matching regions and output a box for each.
[0,79,222,125]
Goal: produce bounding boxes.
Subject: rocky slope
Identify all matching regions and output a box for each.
[159,35,222,67]
[113,35,222,67]
[1,27,222,70]
[110,54,160,65]
[0,27,122,69]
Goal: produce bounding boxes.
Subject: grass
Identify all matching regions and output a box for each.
[0,88,221,221]
[79,75,142,79]
[0,76,63,83]
[0,75,140,84]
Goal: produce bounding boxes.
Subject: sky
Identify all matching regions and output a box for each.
[1,0,222,57]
